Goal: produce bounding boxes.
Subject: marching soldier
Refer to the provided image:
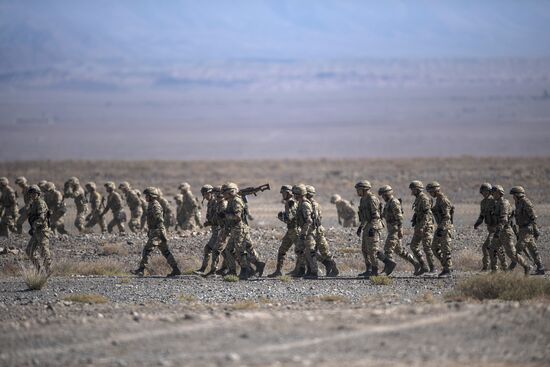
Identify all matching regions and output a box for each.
[101,182,126,233]
[0,177,18,238]
[306,185,339,277]
[330,194,358,227]
[293,184,318,278]
[474,183,507,271]
[25,185,52,273]
[426,182,454,277]
[15,176,31,234]
[157,190,175,231]
[408,181,433,276]
[64,177,89,233]
[208,186,229,276]
[132,187,181,277]
[178,182,203,230]
[43,182,68,235]
[119,182,143,233]
[379,185,419,275]
[84,182,106,233]
[195,185,218,274]
[510,186,545,275]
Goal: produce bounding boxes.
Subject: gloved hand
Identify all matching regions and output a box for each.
[277,211,284,221]
[474,223,479,230]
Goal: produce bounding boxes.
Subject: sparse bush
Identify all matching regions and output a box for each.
[318,294,349,303]
[64,293,108,304]
[179,293,197,303]
[223,275,239,282]
[277,275,291,282]
[370,275,393,286]
[54,259,127,276]
[21,265,50,290]
[449,272,550,301]
[99,243,128,257]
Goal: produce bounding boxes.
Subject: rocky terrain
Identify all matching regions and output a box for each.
[1,158,550,366]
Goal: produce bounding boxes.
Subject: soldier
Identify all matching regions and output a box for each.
[378,185,419,275]
[356,180,393,277]
[25,185,52,273]
[15,176,31,234]
[221,182,265,280]
[510,186,545,275]
[0,177,18,238]
[101,182,126,233]
[330,194,358,228]
[43,182,68,235]
[132,187,181,277]
[173,194,185,230]
[138,193,148,230]
[474,183,507,271]
[119,182,143,233]
[408,181,432,276]
[195,185,217,274]
[489,185,531,275]
[84,182,106,233]
[292,184,318,278]
[157,190,175,231]
[178,182,202,230]
[38,180,48,194]
[268,185,299,277]
[306,185,339,277]
[208,186,229,276]
[64,177,89,233]
[426,182,454,277]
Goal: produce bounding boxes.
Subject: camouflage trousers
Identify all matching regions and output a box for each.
[361,226,381,270]
[410,224,434,269]
[314,226,333,262]
[50,211,68,235]
[128,207,143,233]
[108,211,125,233]
[16,207,28,234]
[432,227,453,271]
[275,227,299,270]
[85,210,106,232]
[516,226,543,269]
[180,211,200,230]
[489,226,527,271]
[74,209,87,232]
[0,208,18,238]
[296,231,317,275]
[25,228,52,272]
[481,227,506,270]
[384,226,417,266]
[139,228,178,270]
[225,225,261,273]
[200,226,221,270]
[342,217,357,228]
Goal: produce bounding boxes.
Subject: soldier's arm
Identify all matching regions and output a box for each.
[225,201,243,222]
[391,200,404,227]
[300,203,313,237]
[439,198,452,229]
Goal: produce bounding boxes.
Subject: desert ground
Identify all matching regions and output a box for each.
[1,158,550,367]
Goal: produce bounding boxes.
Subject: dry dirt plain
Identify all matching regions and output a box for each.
[0,158,549,367]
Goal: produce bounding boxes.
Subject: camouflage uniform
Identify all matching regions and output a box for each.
[158,194,175,231]
[119,182,143,233]
[139,195,148,230]
[427,182,454,275]
[197,185,218,273]
[356,181,384,276]
[85,182,106,233]
[15,177,31,234]
[269,185,299,277]
[408,181,433,274]
[512,187,544,274]
[211,191,229,274]
[134,187,180,276]
[173,194,185,230]
[331,194,357,227]
[102,183,126,233]
[0,178,19,238]
[380,186,418,274]
[294,184,318,278]
[44,183,68,235]
[474,184,507,270]
[64,178,89,233]
[25,186,52,272]
[489,186,530,274]
[178,183,203,230]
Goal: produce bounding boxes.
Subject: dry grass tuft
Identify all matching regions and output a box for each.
[179,293,197,303]
[454,247,481,271]
[64,293,108,304]
[99,243,128,257]
[277,275,291,282]
[223,274,239,282]
[448,272,550,301]
[54,259,127,276]
[318,294,349,303]
[370,275,393,286]
[21,265,50,290]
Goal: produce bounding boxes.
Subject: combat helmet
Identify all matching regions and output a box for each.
[491,185,505,195]
[27,185,41,196]
[15,176,28,185]
[44,182,56,191]
[104,182,116,190]
[355,180,371,190]
[174,194,183,202]
[292,184,307,196]
[426,181,440,192]
[179,182,191,191]
[200,184,213,195]
[118,181,131,190]
[67,177,80,186]
[378,185,393,196]
[0,177,8,187]
[330,194,341,203]
[280,185,293,194]
[143,187,160,198]
[409,180,424,190]
[510,186,526,196]
[212,186,222,194]
[221,182,239,193]
[305,185,316,196]
[38,180,48,190]
[85,182,97,191]
[479,183,492,193]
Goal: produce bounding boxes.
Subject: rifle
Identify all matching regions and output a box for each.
[239,183,270,225]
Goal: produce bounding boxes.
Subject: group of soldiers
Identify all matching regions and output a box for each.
[0,175,545,279]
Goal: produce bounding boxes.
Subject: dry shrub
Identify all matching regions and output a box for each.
[179,293,197,303]
[54,258,127,276]
[318,294,349,303]
[64,293,108,304]
[277,275,291,282]
[21,265,50,290]
[449,272,550,301]
[454,247,481,271]
[100,243,128,257]
[223,274,239,282]
[370,275,393,286]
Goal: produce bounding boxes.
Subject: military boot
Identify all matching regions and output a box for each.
[535,266,546,275]
[167,266,182,277]
[286,257,300,276]
[523,264,532,276]
[239,266,253,280]
[366,267,379,278]
[255,261,266,277]
[383,258,397,276]
[508,261,517,271]
[291,265,306,278]
[358,265,372,277]
[415,260,428,276]
[131,267,146,277]
[268,255,284,277]
[321,259,333,276]
[327,260,339,277]
[438,269,451,278]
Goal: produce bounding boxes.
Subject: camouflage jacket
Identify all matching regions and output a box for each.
[105,191,123,213]
[147,199,165,231]
[494,197,513,231]
[335,199,356,221]
[431,193,453,230]
[514,196,537,228]
[282,198,298,229]
[21,185,32,207]
[205,198,217,225]
[412,192,434,228]
[182,192,200,215]
[296,199,314,236]
[383,197,403,228]
[358,192,383,229]
[70,187,88,214]
[88,191,103,211]
[0,186,18,213]
[309,198,323,227]
[476,196,497,227]
[45,189,65,213]
[215,198,228,228]
[28,197,50,232]
[124,189,142,211]
[225,196,246,227]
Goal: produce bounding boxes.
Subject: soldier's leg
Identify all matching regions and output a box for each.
[488,234,501,271]
[315,227,332,262]
[271,230,294,276]
[293,234,307,276]
[210,228,227,273]
[75,212,85,232]
[366,229,382,276]
[361,230,371,273]
[25,236,40,270]
[158,236,180,272]
[116,219,126,233]
[410,229,429,274]
[422,226,435,271]
[439,229,453,272]
[16,208,28,234]
[107,218,116,233]
[224,231,238,275]
[0,217,8,238]
[501,229,529,274]
[481,231,493,270]
[303,234,318,277]
[138,237,156,270]
[38,232,52,273]
[520,228,544,271]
